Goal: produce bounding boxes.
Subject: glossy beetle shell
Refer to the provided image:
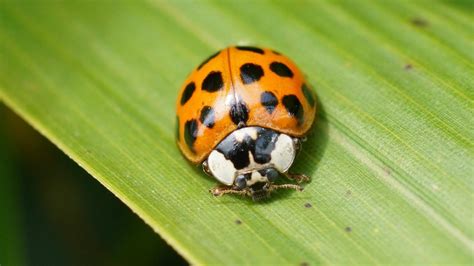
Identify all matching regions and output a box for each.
[176,46,317,164]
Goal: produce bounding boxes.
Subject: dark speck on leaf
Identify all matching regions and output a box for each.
[235,219,242,225]
[411,17,428,27]
[300,262,309,266]
[346,190,352,196]
[404,64,413,70]
[345,226,352,232]
[304,203,312,208]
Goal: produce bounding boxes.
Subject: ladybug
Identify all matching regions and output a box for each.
[176,46,317,200]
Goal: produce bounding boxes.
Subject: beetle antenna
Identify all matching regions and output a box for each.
[209,186,250,197]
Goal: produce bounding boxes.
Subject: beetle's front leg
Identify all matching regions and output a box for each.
[283,172,310,184]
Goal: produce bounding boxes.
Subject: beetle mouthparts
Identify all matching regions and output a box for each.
[251,190,270,201]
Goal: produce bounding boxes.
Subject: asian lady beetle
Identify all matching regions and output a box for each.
[176,46,317,200]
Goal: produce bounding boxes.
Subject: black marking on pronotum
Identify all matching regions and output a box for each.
[180,82,195,105]
[260,91,278,114]
[252,128,278,164]
[197,51,220,70]
[236,46,264,54]
[202,71,223,92]
[184,119,198,152]
[216,132,254,169]
[301,83,315,106]
[200,106,215,128]
[240,63,264,84]
[216,127,278,169]
[282,94,304,124]
[229,101,249,126]
[270,61,293,78]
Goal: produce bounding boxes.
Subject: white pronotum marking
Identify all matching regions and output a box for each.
[270,134,296,173]
[207,150,236,185]
[233,127,258,142]
[207,128,297,187]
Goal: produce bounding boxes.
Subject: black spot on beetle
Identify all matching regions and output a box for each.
[240,63,264,84]
[272,50,281,55]
[202,71,223,92]
[184,119,198,152]
[229,101,249,126]
[282,95,304,124]
[200,106,215,128]
[180,82,195,105]
[270,61,293,78]
[260,91,278,114]
[301,83,315,106]
[236,46,264,54]
[197,50,220,70]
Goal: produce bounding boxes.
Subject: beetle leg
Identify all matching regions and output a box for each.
[284,172,310,183]
[269,183,304,192]
[202,160,212,176]
[209,185,250,197]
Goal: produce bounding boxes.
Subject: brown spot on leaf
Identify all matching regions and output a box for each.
[235,219,242,225]
[404,64,413,70]
[345,226,352,233]
[411,17,428,27]
[304,203,312,208]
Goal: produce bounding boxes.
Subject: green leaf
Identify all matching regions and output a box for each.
[1,0,472,264]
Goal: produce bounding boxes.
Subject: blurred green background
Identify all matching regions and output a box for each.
[0,105,186,265]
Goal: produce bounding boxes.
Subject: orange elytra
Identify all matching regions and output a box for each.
[176,46,316,200]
